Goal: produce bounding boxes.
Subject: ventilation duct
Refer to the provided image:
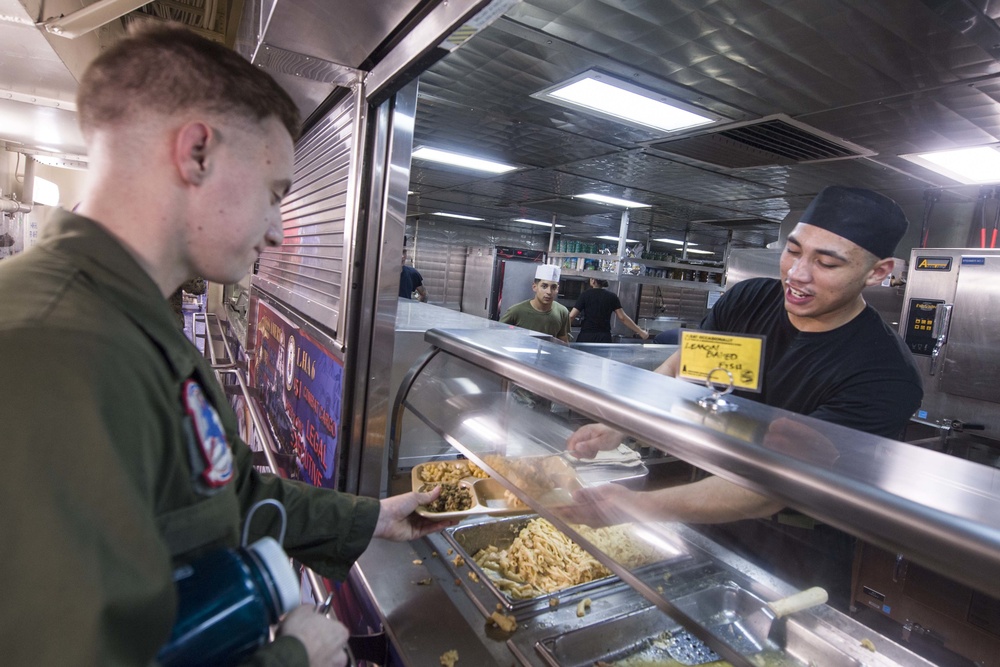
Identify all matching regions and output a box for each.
[649,114,874,169]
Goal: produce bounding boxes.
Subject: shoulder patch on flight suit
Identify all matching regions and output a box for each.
[181,379,234,491]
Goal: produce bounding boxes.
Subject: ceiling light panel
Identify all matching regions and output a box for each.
[432,211,485,220]
[534,70,719,134]
[653,238,698,246]
[514,218,565,227]
[575,192,651,208]
[412,146,517,173]
[901,146,1000,184]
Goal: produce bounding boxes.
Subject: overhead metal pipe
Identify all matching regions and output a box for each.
[919,189,940,248]
[42,0,151,38]
[0,198,30,213]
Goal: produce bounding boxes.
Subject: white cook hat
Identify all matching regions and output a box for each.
[535,264,561,282]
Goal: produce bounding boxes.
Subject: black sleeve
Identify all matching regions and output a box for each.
[700,279,750,331]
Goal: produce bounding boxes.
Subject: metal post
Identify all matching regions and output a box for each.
[547,214,557,253]
[616,209,630,275]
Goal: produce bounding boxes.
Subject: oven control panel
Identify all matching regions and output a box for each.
[903,299,944,356]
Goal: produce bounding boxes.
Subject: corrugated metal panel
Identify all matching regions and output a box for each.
[406,219,552,311]
[255,90,360,334]
[638,283,711,325]
[410,241,467,310]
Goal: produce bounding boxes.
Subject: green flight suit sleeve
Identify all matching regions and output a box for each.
[229,438,381,581]
[202,358,381,581]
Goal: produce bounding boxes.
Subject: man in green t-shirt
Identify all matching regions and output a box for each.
[500,264,571,342]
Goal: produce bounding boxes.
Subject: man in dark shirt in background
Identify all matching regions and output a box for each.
[569,277,649,343]
[399,248,427,301]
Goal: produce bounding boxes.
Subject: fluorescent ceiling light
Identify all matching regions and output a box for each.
[514,218,565,228]
[575,192,651,208]
[412,146,517,174]
[595,235,638,243]
[653,238,698,246]
[432,211,485,221]
[901,146,1000,184]
[685,248,715,255]
[536,71,717,133]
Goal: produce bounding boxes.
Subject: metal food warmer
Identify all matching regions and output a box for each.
[344,328,1000,667]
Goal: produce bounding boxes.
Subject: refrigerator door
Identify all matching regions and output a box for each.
[460,246,495,318]
[496,258,540,319]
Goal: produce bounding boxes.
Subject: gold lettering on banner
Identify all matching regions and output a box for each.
[296,348,316,380]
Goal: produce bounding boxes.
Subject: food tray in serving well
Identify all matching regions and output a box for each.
[411,461,530,521]
[445,515,619,611]
[444,515,694,612]
[536,597,861,667]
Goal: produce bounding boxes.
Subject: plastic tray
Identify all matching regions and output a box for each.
[411,462,531,521]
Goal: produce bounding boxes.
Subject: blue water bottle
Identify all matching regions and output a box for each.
[157,502,301,667]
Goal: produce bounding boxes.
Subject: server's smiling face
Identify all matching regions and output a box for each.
[779,223,892,332]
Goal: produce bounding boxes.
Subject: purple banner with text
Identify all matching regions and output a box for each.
[249,300,342,488]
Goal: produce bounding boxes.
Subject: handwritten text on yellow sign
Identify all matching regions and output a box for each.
[677,331,764,393]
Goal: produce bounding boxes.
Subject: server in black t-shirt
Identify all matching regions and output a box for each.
[569,278,649,343]
[565,186,922,609]
[399,249,427,302]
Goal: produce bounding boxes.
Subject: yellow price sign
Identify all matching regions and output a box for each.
[677,330,765,393]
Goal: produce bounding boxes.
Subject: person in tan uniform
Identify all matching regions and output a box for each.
[0,24,450,667]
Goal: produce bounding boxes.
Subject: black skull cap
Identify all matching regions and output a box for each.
[799,186,909,259]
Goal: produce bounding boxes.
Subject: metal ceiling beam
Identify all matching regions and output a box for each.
[42,0,150,38]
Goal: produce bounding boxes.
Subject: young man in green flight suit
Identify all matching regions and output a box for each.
[0,24,450,667]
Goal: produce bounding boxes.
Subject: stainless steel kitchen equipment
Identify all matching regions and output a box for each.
[367,326,1000,665]
[461,246,546,320]
[899,247,1000,442]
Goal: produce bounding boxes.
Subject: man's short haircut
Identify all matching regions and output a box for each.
[594,279,610,288]
[77,23,300,140]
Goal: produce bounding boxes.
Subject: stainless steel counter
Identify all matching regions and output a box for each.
[373,325,1000,666]
[411,328,1000,602]
[348,520,936,666]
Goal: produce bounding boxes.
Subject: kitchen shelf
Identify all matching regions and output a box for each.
[548,252,724,274]
[557,268,723,291]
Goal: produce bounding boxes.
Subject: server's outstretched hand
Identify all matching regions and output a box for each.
[565,423,623,459]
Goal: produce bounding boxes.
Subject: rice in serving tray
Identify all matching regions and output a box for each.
[472,517,661,600]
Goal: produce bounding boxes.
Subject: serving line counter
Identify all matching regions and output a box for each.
[345,328,1000,666]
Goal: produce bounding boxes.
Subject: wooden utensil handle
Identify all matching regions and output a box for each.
[767,586,828,618]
